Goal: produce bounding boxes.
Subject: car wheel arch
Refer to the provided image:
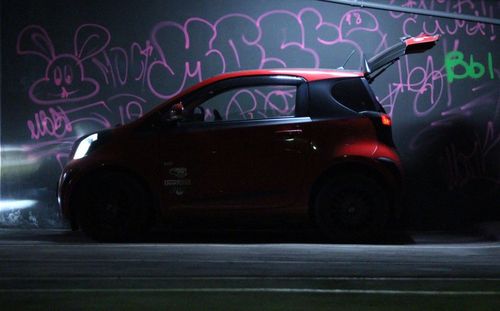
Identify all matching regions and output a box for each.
[307,159,396,220]
[69,166,158,229]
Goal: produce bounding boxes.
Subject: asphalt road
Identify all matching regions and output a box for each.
[0,228,499,310]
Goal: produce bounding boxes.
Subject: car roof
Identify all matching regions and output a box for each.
[195,68,363,89]
[174,68,362,100]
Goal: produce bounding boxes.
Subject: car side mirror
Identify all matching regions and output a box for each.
[169,102,185,121]
[157,102,184,128]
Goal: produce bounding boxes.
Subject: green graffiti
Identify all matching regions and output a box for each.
[488,52,494,80]
[445,51,495,83]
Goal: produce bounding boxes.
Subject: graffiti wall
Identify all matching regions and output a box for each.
[1,0,499,227]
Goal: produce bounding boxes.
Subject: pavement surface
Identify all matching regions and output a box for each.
[0,228,499,310]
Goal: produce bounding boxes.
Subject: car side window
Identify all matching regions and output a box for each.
[189,85,297,122]
[331,78,382,112]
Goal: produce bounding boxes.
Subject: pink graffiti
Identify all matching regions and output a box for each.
[390,0,497,41]
[407,77,500,193]
[224,87,296,120]
[23,100,115,167]
[409,85,499,152]
[380,53,449,117]
[27,107,72,140]
[92,40,154,87]
[108,94,146,125]
[27,101,113,141]
[147,8,387,100]
[378,35,452,118]
[442,120,500,190]
[15,5,498,183]
[226,89,258,120]
[17,24,110,105]
[23,97,144,161]
[406,35,498,153]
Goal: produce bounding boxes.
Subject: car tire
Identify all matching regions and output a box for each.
[75,171,150,242]
[313,173,390,242]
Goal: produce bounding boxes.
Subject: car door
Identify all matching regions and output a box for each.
[159,75,312,211]
[158,114,221,210]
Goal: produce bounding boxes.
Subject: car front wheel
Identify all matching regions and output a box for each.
[75,171,150,242]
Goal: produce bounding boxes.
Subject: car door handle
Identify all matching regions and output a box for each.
[274,129,303,135]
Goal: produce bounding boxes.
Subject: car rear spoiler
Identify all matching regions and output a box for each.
[364,34,440,81]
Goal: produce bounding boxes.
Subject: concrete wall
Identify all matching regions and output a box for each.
[1,0,499,227]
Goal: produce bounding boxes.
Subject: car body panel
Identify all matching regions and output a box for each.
[58,125,162,223]
[159,117,313,212]
[58,35,439,232]
[57,75,400,227]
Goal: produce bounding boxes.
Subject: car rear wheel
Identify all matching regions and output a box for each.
[313,173,390,242]
[75,172,150,242]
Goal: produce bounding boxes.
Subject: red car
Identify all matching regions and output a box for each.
[58,34,439,241]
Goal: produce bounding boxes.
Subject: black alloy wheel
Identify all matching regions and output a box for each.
[75,172,150,242]
[314,173,390,242]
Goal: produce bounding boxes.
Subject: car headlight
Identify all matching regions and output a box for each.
[73,133,98,159]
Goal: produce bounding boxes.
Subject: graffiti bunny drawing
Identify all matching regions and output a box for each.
[17,24,111,105]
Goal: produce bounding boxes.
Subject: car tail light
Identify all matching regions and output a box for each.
[359,111,395,147]
[381,114,392,126]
